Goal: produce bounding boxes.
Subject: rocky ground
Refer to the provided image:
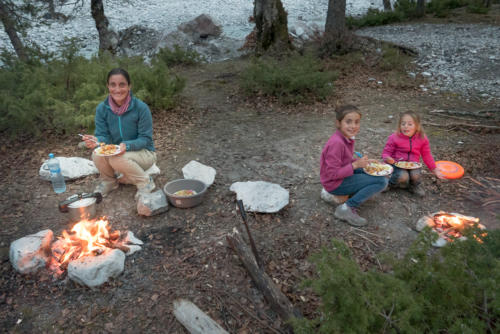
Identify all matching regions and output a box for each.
[1,12,500,334]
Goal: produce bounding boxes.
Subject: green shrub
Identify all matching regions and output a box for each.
[347,9,404,28]
[292,227,499,333]
[240,53,337,104]
[0,43,185,138]
[154,45,205,67]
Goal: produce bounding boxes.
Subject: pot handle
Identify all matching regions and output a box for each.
[58,192,103,213]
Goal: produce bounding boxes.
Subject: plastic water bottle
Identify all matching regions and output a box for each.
[47,153,66,193]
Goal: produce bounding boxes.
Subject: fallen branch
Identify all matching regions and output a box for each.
[173,299,229,334]
[425,122,500,131]
[429,109,499,119]
[226,228,302,326]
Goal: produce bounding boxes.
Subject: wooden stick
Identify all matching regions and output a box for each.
[226,228,302,325]
[425,121,500,131]
[173,299,229,334]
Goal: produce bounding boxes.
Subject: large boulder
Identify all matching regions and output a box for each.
[117,24,162,57]
[10,230,53,274]
[178,14,222,42]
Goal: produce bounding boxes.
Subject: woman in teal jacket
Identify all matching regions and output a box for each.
[82,68,156,199]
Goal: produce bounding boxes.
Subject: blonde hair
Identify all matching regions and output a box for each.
[397,111,425,137]
[335,105,361,122]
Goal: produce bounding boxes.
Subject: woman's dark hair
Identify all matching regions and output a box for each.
[107,68,131,85]
[335,104,361,122]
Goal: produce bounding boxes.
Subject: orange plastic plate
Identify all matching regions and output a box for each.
[436,161,464,179]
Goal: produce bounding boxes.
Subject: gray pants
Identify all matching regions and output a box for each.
[92,149,157,189]
[389,167,421,188]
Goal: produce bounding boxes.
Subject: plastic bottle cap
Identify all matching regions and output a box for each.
[49,153,54,158]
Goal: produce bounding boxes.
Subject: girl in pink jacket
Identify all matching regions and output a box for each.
[382,112,444,196]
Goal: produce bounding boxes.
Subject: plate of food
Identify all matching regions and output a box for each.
[394,161,423,169]
[364,162,393,176]
[94,144,121,156]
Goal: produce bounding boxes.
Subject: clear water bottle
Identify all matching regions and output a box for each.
[47,153,66,193]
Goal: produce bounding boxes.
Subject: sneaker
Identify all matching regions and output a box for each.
[334,203,367,227]
[134,176,156,200]
[321,188,348,205]
[94,181,119,197]
[409,184,425,197]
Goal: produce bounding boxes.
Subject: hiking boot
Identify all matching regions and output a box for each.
[94,181,119,197]
[135,176,156,200]
[334,203,367,227]
[382,183,396,193]
[321,188,348,205]
[409,184,425,197]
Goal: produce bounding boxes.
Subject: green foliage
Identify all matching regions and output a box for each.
[240,53,337,104]
[153,45,205,67]
[427,0,468,17]
[293,228,499,333]
[0,42,185,138]
[347,9,404,28]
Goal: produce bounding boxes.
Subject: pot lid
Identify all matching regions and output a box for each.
[66,194,96,208]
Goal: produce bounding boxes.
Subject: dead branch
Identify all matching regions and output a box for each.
[173,299,229,334]
[425,121,500,131]
[429,109,499,119]
[226,228,302,326]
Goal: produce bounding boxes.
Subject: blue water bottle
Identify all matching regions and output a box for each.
[47,153,66,193]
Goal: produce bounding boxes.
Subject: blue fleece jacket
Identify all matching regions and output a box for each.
[94,94,155,152]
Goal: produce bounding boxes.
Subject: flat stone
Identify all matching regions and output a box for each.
[229,181,289,213]
[40,157,98,181]
[68,248,125,288]
[182,160,216,187]
[10,230,53,274]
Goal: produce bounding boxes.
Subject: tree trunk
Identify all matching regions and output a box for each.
[383,0,392,11]
[323,0,347,53]
[325,0,346,40]
[0,2,28,61]
[254,0,291,53]
[90,0,118,54]
[416,0,425,17]
[483,0,491,7]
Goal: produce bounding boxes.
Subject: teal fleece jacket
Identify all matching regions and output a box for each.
[94,94,155,152]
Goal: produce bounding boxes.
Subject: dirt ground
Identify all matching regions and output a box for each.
[1,47,499,332]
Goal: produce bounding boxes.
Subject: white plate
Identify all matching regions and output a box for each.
[93,145,121,157]
[394,161,423,169]
[363,162,393,176]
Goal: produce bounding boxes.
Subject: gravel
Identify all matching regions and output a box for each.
[356,23,500,102]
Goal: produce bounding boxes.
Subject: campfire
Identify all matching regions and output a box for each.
[417,211,486,247]
[50,218,130,275]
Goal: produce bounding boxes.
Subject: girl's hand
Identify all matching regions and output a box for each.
[433,168,446,179]
[82,135,98,149]
[353,156,369,169]
[118,143,126,156]
[385,157,395,164]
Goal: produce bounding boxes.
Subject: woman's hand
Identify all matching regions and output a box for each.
[118,143,126,156]
[433,168,446,179]
[385,157,395,164]
[82,134,98,149]
[352,156,369,169]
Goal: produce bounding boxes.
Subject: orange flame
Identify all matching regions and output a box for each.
[432,213,485,242]
[51,218,120,272]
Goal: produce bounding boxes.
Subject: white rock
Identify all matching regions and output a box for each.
[9,230,53,274]
[68,248,125,288]
[229,181,289,213]
[40,157,98,181]
[137,189,169,216]
[422,71,432,77]
[182,160,216,187]
[124,231,144,245]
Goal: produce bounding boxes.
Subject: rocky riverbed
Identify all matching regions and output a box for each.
[356,23,500,102]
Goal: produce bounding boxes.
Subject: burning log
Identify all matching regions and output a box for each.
[226,228,302,325]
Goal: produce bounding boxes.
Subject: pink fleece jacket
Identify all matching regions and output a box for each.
[320,130,356,192]
[382,132,437,170]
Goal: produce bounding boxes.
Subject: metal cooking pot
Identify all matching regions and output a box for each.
[59,193,102,222]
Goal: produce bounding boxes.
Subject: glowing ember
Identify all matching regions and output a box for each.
[430,212,486,243]
[50,218,126,275]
